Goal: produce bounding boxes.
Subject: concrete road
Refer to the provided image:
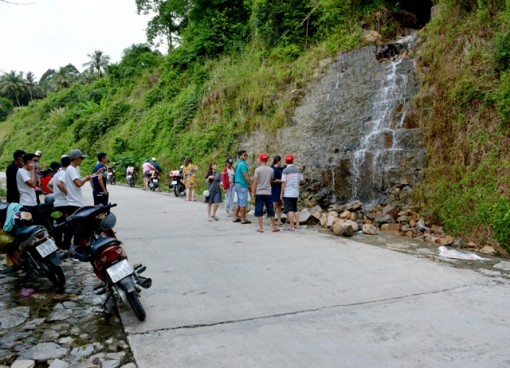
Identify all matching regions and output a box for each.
[88,183,510,367]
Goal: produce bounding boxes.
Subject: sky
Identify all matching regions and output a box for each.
[0,0,160,80]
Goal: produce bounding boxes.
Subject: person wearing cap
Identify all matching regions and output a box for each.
[92,152,109,205]
[280,154,304,231]
[232,150,252,224]
[150,157,162,173]
[65,149,101,213]
[252,153,279,233]
[221,158,235,217]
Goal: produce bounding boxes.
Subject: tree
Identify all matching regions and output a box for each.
[24,71,36,101]
[83,50,111,77]
[0,70,25,107]
[50,65,79,91]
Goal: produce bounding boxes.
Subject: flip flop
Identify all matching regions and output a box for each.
[241,220,252,224]
[212,215,219,221]
[256,229,264,233]
[232,219,241,223]
[272,228,280,232]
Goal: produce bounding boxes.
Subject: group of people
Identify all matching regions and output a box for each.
[202,150,304,233]
[5,148,110,250]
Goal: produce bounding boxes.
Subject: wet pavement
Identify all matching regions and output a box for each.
[0,257,137,368]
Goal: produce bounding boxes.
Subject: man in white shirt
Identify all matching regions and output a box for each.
[64,149,100,214]
[280,154,304,231]
[16,153,40,223]
[48,155,70,249]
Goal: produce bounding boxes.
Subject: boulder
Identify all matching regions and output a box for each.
[381,223,401,236]
[363,30,381,43]
[362,224,379,235]
[326,212,339,228]
[332,220,354,237]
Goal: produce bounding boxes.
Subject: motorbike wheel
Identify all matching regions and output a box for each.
[174,185,179,197]
[39,261,66,288]
[126,290,146,321]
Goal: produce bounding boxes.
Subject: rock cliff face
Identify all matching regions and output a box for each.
[244,36,426,207]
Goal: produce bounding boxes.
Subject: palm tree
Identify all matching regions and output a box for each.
[0,70,25,107]
[83,50,111,77]
[51,66,76,91]
[24,71,37,101]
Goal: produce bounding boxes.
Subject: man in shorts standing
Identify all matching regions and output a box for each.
[280,154,304,231]
[232,150,252,224]
[252,153,279,233]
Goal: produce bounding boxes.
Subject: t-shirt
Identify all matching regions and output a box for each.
[92,162,106,194]
[281,165,304,198]
[234,160,249,188]
[65,165,84,207]
[16,168,37,206]
[254,165,273,195]
[142,162,153,174]
[6,162,20,203]
[49,170,67,207]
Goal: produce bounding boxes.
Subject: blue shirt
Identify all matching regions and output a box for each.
[234,160,249,188]
[92,162,106,194]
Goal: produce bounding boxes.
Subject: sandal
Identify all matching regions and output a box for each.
[272,228,280,232]
[212,215,219,221]
[256,228,264,233]
[241,220,252,224]
[232,219,241,223]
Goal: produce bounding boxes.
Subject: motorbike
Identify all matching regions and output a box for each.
[170,169,185,197]
[107,166,116,185]
[59,203,151,321]
[148,171,160,192]
[126,171,136,188]
[0,203,66,288]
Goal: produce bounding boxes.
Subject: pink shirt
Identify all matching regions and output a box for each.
[142,162,154,173]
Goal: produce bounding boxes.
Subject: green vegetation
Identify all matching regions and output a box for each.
[414,0,510,253]
[4,0,510,252]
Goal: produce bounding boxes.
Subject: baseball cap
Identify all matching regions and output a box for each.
[151,157,156,161]
[285,154,294,163]
[69,149,87,160]
[226,158,233,164]
[259,153,269,162]
[35,150,43,157]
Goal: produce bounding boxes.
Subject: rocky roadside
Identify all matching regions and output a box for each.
[0,256,137,368]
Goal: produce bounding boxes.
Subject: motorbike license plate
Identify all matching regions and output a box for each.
[152,179,158,183]
[36,238,58,258]
[171,180,177,185]
[106,259,133,283]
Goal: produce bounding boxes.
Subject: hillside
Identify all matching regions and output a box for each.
[1,0,510,252]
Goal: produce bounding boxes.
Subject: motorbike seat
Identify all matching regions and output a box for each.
[11,225,44,239]
[91,236,122,257]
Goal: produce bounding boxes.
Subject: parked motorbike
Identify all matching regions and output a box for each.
[170,169,185,197]
[107,166,116,185]
[126,171,136,188]
[148,171,160,192]
[60,203,151,321]
[0,203,66,288]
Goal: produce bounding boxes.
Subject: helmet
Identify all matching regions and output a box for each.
[44,194,55,205]
[151,157,156,161]
[99,213,117,231]
[14,211,33,227]
[35,150,43,157]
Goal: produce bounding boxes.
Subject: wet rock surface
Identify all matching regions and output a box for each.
[0,257,137,368]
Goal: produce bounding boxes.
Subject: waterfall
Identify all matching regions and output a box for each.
[349,36,416,204]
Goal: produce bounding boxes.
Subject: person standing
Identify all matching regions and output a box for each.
[16,153,41,223]
[183,158,198,202]
[280,154,304,231]
[252,153,279,233]
[271,155,285,226]
[232,150,252,224]
[204,162,222,222]
[6,149,25,203]
[65,149,97,214]
[48,155,70,249]
[92,152,109,205]
[221,158,235,217]
[142,159,156,191]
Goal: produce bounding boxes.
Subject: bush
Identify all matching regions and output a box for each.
[0,97,14,121]
[491,197,510,252]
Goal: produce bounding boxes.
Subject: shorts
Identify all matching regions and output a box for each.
[255,195,275,217]
[283,197,298,213]
[235,184,249,207]
[143,171,151,178]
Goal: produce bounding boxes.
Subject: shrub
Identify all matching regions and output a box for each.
[491,197,510,252]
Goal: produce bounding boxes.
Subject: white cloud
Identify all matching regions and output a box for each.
[0,0,160,80]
